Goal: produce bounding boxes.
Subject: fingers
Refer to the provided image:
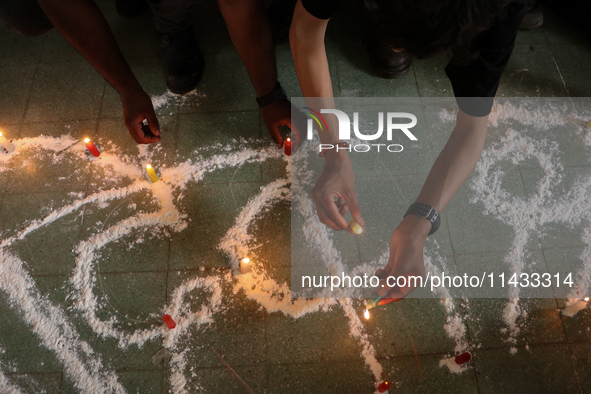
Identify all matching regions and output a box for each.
[145,109,161,137]
[346,192,364,226]
[267,123,283,149]
[321,194,353,234]
[312,193,345,231]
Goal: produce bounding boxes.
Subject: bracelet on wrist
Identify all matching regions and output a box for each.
[256,82,287,107]
[403,202,441,235]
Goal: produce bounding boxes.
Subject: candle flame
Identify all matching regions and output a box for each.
[146,164,152,169]
[0,132,3,137]
[241,257,250,264]
[84,138,90,143]
[585,297,589,302]
[286,137,291,142]
[363,309,370,320]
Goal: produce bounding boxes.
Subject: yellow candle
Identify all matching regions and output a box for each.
[146,164,159,183]
[240,257,250,274]
[349,219,363,235]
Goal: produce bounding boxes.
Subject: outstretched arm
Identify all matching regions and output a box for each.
[377,110,488,298]
[290,0,363,234]
[37,0,160,144]
[218,0,297,149]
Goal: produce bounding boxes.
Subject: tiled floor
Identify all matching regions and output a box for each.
[1,1,591,393]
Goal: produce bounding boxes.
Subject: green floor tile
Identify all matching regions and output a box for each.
[266,305,363,364]
[3,373,62,394]
[497,44,569,97]
[0,65,36,125]
[475,344,580,394]
[268,360,374,394]
[169,182,263,270]
[465,298,565,348]
[165,365,267,394]
[24,61,105,123]
[167,271,267,369]
[381,353,479,394]
[0,29,43,67]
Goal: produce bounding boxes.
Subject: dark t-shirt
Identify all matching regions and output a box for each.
[301,0,526,116]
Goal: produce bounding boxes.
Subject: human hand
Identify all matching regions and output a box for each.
[311,151,364,234]
[121,89,161,144]
[260,99,306,151]
[375,215,431,300]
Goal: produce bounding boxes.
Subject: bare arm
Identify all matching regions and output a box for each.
[378,110,489,298]
[37,0,160,144]
[218,0,295,149]
[289,0,362,234]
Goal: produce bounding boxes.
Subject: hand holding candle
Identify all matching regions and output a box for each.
[84,138,101,157]
[349,219,363,235]
[146,164,159,183]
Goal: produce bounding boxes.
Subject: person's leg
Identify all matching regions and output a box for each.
[0,0,53,36]
[146,0,204,94]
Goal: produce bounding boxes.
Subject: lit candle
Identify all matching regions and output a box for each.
[240,257,250,274]
[363,308,370,320]
[0,132,16,155]
[377,380,391,393]
[562,297,589,316]
[84,138,100,157]
[284,137,292,156]
[146,164,159,183]
[349,220,363,235]
[163,313,176,329]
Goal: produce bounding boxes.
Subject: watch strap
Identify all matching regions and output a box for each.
[403,203,441,235]
[256,82,287,107]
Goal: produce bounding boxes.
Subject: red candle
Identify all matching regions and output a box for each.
[454,351,472,365]
[163,313,176,329]
[84,138,100,157]
[377,380,391,393]
[284,137,292,156]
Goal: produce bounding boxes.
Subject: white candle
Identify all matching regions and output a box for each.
[240,257,250,274]
[563,297,589,317]
[0,132,15,155]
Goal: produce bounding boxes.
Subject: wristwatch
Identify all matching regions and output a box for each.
[256,82,287,107]
[403,203,441,235]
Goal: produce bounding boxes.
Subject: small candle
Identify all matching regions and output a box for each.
[454,352,472,365]
[349,220,363,235]
[587,119,591,129]
[0,132,16,155]
[240,257,250,274]
[146,164,159,183]
[563,297,589,316]
[163,313,176,329]
[284,137,292,156]
[377,380,391,393]
[363,308,370,320]
[84,138,100,157]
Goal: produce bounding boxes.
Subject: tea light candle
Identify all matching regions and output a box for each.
[84,138,100,157]
[284,137,292,156]
[240,257,250,274]
[0,132,16,155]
[563,297,589,316]
[349,219,363,234]
[146,164,159,183]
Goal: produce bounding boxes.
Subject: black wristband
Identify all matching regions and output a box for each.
[403,203,441,235]
[256,82,287,107]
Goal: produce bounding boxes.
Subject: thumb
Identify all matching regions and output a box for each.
[268,123,283,149]
[146,110,161,137]
[347,192,364,226]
